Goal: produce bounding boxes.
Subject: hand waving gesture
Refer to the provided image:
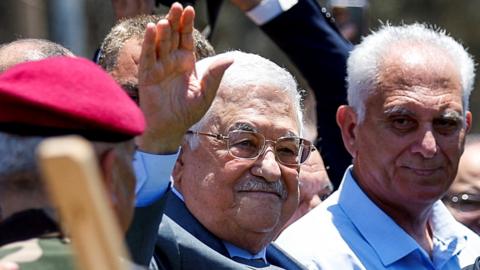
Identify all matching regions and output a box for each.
[136,3,233,153]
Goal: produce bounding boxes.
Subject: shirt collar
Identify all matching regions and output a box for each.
[338,166,427,266]
[223,241,267,263]
[171,185,185,201]
[171,186,268,262]
[429,201,468,268]
[338,166,469,267]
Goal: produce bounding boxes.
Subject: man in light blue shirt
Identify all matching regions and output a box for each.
[276,23,480,269]
[278,167,480,269]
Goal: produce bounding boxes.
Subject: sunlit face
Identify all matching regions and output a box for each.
[174,84,301,253]
[445,143,480,234]
[110,140,137,232]
[110,38,142,102]
[347,44,471,214]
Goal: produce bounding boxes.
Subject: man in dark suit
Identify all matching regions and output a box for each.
[106,0,344,268]
[124,4,310,269]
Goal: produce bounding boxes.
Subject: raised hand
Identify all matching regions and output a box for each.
[136,3,233,153]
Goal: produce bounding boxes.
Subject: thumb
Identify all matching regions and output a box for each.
[199,57,234,103]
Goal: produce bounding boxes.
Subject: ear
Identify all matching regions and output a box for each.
[172,147,185,192]
[99,149,116,196]
[465,111,472,133]
[336,105,358,158]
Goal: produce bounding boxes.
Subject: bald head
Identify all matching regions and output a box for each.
[0,39,73,73]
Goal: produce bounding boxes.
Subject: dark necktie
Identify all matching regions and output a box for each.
[232,256,269,268]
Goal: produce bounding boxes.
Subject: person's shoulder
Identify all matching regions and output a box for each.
[155,216,248,270]
[279,190,349,235]
[275,192,362,268]
[0,235,75,269]
[456,223,480,264]
[275,226,365,270]
[462,256,480,270]
[432,207,480,267]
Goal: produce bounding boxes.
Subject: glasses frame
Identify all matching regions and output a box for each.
[443,193,480,212]
[186,130,315,166]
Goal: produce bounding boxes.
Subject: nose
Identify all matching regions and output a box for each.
[251,146,282,182]
[411,130,437,158]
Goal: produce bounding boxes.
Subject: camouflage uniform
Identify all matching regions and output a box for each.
[0,209,76,270]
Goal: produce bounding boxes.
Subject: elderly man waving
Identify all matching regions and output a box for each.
[123,3,310,269]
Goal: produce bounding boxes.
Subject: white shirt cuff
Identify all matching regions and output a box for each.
[246,0,298,25]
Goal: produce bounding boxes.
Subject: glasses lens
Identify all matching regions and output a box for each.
[228,131,263,159]
[275,137,304,165]
[227,131,312,165]
[300,140,313,163]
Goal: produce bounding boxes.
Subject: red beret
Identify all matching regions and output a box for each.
[0,57,145,141]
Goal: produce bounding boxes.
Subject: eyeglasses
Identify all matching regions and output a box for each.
[443,193,480,212]
[187,130,315,166]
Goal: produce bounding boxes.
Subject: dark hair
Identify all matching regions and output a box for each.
[98,14,215,72]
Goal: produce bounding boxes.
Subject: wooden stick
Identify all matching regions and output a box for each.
[37,135,129,270]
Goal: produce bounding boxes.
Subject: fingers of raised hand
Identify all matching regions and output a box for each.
[167,2,182,51]
[140,19,172,79]
[179,5,195,51]
[140,22,158,70]
[139,2,196,84]
[155,19,172,60]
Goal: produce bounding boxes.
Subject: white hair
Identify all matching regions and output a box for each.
[347,23,475,122]
[188,50,303,149]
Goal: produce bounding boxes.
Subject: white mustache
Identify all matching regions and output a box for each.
[236,178,288,200]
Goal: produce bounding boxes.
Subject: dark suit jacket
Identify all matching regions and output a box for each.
[463,257,480,270]
[126,0,354,268]
[261,0,354,188]
[127,190,306,269]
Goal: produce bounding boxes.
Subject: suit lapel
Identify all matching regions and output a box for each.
[163,190,306,269]
[163,190,229,256]
[266,243,307,270]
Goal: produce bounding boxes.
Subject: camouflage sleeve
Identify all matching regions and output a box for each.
[0,237,76,270]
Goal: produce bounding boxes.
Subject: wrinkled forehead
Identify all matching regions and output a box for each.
[376,43,463,99]
[211,83,301,134]
[379,42,461,84]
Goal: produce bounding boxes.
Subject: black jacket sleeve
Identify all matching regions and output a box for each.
[260,0,354,188]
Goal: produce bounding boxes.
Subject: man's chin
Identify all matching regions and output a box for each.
[236,201,283,231]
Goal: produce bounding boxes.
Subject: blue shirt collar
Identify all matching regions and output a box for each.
[223,241,267,262]
[429,201,468,268]
[338,166,468,267]
[171,186,268,262]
